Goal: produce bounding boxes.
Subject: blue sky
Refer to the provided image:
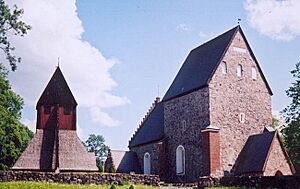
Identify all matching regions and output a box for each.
[6,0,300,150]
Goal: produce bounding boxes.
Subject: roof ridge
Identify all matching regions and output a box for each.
[129,97,160,144]
[192,25,239,52]
[162,25,241,101]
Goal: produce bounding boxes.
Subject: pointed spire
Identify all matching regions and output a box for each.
[37,67,77,107]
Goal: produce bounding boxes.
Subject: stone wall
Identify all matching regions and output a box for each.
[0,171,160,186]
[131,142,163,176]
[209,30,272,176]
[164,87,210,182]
[199,176,300,189]
[264,135,293,176]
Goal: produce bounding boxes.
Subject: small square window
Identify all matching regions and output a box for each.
[239,113,245,123]
[44,105,51,114]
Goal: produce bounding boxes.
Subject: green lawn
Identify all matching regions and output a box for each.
[208,188,254,189]
[0,182,159,189]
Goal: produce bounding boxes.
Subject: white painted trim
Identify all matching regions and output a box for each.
[176,145,185,175]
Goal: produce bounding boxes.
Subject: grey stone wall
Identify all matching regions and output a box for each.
[0,171,160,186]
[209,30,272,176]
[131,142,163,176]
[164,87,210,182]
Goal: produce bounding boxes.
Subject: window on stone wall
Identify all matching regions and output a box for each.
[221,61,227,74]
[239,113,245,123]
[237,64,242,77]
[44,105,51,114]
[252,67,257,80]
[181,120,186,131]
[176,145,185,175]
[144,153,151,175]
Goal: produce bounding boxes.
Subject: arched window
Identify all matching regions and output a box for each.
[237,64,242,77]
[239,113,245,123]
[144,153,151,174]
[221,62,227,74]
[181,120,186,131]
[251,67,257,80]
[176,145,185,175]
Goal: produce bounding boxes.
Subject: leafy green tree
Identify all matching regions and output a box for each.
[0,65,33,170]
[0,0,31,71]
[282,62,300,173]
[84,134,109,172]
[272,115,280,129]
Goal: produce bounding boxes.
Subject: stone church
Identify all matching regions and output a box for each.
[13,67,98,172]
[105,26,295,182]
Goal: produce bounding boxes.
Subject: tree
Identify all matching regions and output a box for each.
[272,115,280,129]
[282,62,300,173]
[0,65,33,170]
[84,134,109,172]
[0,0,31,71]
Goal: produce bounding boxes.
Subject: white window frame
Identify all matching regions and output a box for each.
[144,152,151,175]
[221,61,227,75]
[176,145,185,175]
[252,67,257,80]
[239,113,245,123]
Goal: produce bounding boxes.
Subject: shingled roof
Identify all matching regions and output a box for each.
[37,67,77,107]
[163,25,272,101]
[233,131,276,175]
[129,101,164,148]
[233,131,295,175]
[109,150,141,173]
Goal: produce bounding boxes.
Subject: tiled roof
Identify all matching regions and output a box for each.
[162,26,239,101]
[37,67,77,107]
[110,150,141,173]
[163,25,272,101]
[233,131,276,175]
[129,102,164,148]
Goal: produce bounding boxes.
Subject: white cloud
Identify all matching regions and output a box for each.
[176,24,191,32]
[90,107,121,128]
[245,0,300,41]
[77,124,86,140]
[21,118,36,132]
[6,0,129,127]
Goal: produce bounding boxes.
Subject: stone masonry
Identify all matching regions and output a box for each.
[209,31,272,176]
[114,26,294,183]
[131,141,164,176]
[264,136,293,176]
[164,87,210,182]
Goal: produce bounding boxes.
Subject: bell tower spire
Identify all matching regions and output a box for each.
[36,67,77,130]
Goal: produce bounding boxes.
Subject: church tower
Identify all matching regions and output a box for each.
[12,67,98,172]
[36,67,77,130]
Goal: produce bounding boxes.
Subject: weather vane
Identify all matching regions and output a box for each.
[238,18,241,25]
[57,57,60,67]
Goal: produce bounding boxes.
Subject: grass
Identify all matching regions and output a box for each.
[0,182,159,189]
[208,187,275,189]
[208,188,255,189]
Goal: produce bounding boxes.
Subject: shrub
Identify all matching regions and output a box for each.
[129,185,134,189]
